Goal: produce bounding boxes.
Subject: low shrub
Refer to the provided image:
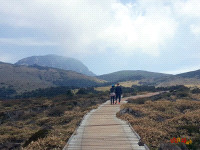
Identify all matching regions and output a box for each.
[47,106,66,117]
[23,128,49,147]
[118,99,200,149]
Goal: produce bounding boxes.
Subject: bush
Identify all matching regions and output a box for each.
[179,125,199,134]
[128,98,148,104]
[48,106,66,117]
[0,87,16,99]
[77,88,88,94]
[176,92,189,98]
[16,86,76,99]
[76,87,100,95]
[131,85,156,92]
[66,90,73,96]
[23,128,49,147]
[191,88,200,94]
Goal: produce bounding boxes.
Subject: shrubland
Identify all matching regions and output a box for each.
[0,87,108,150]
[117,86,200,149]
[2,84,199,150]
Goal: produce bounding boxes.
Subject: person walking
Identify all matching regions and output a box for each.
[115,83,122,104]
[110,85,115,105]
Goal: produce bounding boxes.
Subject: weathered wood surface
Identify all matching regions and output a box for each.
[63,92,160,150]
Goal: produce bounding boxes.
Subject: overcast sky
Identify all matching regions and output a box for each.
[1,0,200,75]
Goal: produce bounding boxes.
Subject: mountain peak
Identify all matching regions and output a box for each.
[15,55,96,76]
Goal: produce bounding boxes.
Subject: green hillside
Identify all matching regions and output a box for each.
[0,62,104,93]
[97,70,171,83]
[151,69,200,87]
[177,69,200,79]
[96,69,200,87]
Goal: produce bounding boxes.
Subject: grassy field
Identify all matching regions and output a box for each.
[0,93,108,150]
[95,86,110,92]
[95,80,140,92]
[119,81,140,87]
[117,91,200,149]
[2,84,200,150]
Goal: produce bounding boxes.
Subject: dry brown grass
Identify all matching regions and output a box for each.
[95,86,110,92]
[0,107,96,150]
[95,80,139,92]
[23,118,81,150]
[118,98,200,149]
[0,94,108,150]
[119,81,140,87]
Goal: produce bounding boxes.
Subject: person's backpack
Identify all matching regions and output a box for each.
[110,87,115,96]
[110,92,116,97]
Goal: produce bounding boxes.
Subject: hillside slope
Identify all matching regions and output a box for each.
[97,69,200,87]
[177,69,200,79]
[97,70,171,83]
[15,55,95,76]
[153,70,200,87]
[0,62,103,93]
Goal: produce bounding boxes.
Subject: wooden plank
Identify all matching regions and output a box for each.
[63,94,158,150]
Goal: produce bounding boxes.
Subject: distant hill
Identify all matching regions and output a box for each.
[97,70,171,83]
[97,70,200,87]
[0,62,104,93]
[15,55,96,76]
[149,70,200,87]
[177,69,200,79]
[3,57,200,94]
[155,76,200,87]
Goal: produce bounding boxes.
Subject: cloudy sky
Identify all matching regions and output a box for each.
[0,0,200,75]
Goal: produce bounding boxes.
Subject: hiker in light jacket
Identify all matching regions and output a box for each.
[115,83,122,104]
[110,85,115,105]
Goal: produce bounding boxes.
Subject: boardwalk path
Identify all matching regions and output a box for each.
[63,92,160,150]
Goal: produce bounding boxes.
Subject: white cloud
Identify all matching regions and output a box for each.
[0,53,17,63]
[164,65,200,75]
[99,2,177,56]
[0,38,58,46]
[190,24,200,36]
[173,0,200,36]
[174,0,200,18]
[1,0,200,57]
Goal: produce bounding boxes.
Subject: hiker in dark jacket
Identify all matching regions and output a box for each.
[110,85,115,105]
[115,83,122,104]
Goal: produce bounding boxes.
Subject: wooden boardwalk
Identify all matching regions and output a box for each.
[63,93,159,150]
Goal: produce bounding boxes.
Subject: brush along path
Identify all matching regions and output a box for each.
[63,92,160,150]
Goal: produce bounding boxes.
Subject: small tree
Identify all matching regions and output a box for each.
[77,88,87,94]
[66,90,73,96]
